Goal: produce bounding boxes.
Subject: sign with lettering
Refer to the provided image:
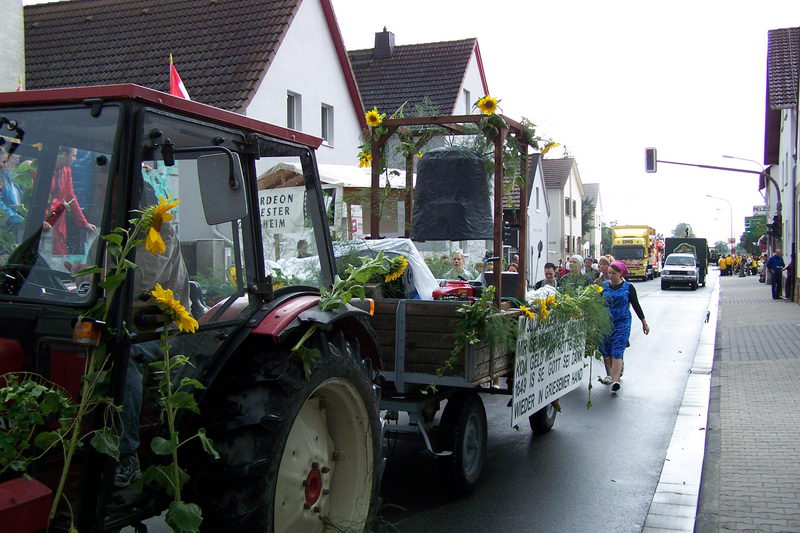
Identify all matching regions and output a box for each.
[258,187,306,233]
[512,315,587,428]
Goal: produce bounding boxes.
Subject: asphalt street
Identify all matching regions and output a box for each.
[378,274,716,533]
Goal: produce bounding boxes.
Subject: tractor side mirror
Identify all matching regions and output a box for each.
[197,152,247,225]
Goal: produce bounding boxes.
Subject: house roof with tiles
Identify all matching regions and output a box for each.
[763,26,799,165]
[348,32,489,115]
[542,157,576,189]
[766,26,800,110]
[24,0,364,118]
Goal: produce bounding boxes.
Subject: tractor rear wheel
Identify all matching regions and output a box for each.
[190,329,381,533]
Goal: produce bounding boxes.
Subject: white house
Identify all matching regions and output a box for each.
[582,183,603,257]
[764,26,799,301]
[542,157,585,264]
[23,0,366,166]
[525,154,551,285]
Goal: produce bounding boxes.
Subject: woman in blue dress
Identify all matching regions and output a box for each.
[599,261,650,391]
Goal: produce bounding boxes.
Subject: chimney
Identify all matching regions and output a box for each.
[374,27,395,59]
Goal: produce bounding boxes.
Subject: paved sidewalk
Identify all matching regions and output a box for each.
[696,274,800,532]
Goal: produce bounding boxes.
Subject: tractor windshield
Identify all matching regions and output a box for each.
[0,105,118,304]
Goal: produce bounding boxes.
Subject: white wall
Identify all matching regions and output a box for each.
[563,169,583,257]
[527,164,549,285]
[245,0,363,166]
[0,0,25,92]
[773,108,797,255]
[452,48,487,115]
[546,188,563,264]
[545,165,585,262]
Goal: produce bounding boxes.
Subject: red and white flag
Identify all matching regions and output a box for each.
[169,54,190,100]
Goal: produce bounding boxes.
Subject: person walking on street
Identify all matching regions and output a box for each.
[598,262,650,392]
[766,249,786,300]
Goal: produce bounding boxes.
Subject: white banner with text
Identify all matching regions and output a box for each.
[512,316,587,428]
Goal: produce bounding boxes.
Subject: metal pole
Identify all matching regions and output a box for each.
[658,159,781,213]
[404,153,413,238]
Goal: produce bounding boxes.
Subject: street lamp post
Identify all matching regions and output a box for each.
[707,194,734,246]
[721,154,782,214]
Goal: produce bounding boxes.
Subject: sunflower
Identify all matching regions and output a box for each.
[385,256,408,282]
[475,95,499,115]
[546,295,557,306]
[365,107,385,127]
[538,299,550,323]
[357,152,372,168]
[145,196,179,255]
[541,141,561,155]
[595,284,603,293]
[151,283,198,333]
[519,305,535,321]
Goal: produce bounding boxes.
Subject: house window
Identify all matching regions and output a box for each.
[287,91,302,130]
[535,187,540,210]
[321,103,333,144]
[565,197,570,216]
[573,200,577,218]
[464,89,471,114]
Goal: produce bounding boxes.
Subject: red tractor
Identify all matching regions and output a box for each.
[0,85,381,532]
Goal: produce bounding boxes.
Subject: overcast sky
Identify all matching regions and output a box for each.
[331,0,798,245]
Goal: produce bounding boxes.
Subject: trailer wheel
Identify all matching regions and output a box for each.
[529,402,557,434]
[190,330,381,533]
[437,392,487,495]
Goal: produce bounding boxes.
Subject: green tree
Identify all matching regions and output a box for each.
[714,240,730,254]
[582,197,596,236]
[737,230,760,256]
[671,223,695,238]
[601,220,616,255]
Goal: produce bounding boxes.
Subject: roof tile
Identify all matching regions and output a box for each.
[542,157,575,188]
[24,0,300,111]
[767,27,800,110]
[348,38,476,114]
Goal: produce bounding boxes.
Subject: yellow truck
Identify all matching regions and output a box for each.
[611,225,661,280]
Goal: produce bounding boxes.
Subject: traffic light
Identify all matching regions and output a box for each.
[645,147,657,173]
[766,215,782,238]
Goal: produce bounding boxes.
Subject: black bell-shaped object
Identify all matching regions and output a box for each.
[411,147,493,241]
